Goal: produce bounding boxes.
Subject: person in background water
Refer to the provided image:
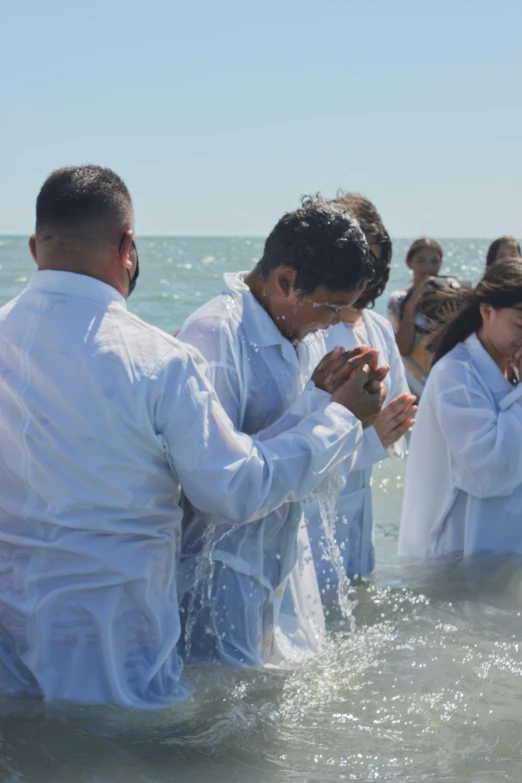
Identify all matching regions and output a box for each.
[0,167,385,707]
[177,197,388,668]
[486,236,522,268]
[399,260,522,561]
[305,194,416,594]
[387,238,444,397]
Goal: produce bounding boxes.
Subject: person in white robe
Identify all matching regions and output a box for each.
[399,260,522,560]
[305,194,415,594]
[0,167,385,707]
[178,197,388,667]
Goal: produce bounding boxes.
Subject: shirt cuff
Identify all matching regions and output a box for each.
[326,399,364,439]
[365,424,388,462]
[386,435,406,459]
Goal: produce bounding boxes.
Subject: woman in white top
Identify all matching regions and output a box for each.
[306,194,416,592]
[399,260,522,560]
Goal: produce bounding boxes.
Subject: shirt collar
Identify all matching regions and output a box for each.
[464,332,513,395]
[223,271,289,349]
[25,270,127,309]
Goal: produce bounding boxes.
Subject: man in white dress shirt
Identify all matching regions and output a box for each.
[0,166,386,707]
[178,197,388,667]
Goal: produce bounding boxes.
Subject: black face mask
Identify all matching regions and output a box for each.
[127,247,140,297]
[119,236,140,297]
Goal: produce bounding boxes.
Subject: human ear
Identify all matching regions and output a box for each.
[119,230,134,272]
[29,235,37,264]
[479,303,493,323]
[275,267,297,297]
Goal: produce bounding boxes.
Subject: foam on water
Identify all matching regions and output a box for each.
[0,237,521,782]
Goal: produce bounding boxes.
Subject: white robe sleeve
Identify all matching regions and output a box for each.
[349,318,411,471]
[382,319,411,460]
[151,345,363,525]
[349,426,387,471]
[382,317,411,400]
[255,381,333,439]
[178,315,243,428]
[432,359,522,498]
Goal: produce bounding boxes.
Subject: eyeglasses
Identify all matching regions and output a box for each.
[306,300,344,315]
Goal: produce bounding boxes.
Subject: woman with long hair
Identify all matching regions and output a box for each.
[399,260,522,560]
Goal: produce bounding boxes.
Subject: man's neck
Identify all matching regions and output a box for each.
[36,253,125,298]
[244,270,286,334]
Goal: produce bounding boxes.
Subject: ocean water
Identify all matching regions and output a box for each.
[0,236,521,783]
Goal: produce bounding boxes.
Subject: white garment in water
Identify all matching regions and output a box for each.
[399,333,522,560]
[178,272,362,666]
[305,311,409,588]
[0,271,363,706]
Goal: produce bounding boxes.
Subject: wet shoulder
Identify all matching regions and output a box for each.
[177,292,245,366]
[183,288,243,330]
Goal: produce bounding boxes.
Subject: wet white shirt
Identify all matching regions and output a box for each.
[399,333,522,560]
[178,272,363,665]
[0,271,364,706]
[305,310,409,586]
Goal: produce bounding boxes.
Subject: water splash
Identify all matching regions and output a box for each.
[182,521,219,659]
[311,470,355,626]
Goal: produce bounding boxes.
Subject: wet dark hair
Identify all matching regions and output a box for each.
[256,195,374,295]
[406,237,444,265]
[486,236,521,268]
[431,260,522,364]
[36,165,133,234]
[333,192,392,308]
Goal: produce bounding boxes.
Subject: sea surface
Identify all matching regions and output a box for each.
[0,236,520,783]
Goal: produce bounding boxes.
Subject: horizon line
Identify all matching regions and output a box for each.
[0,233,514,241]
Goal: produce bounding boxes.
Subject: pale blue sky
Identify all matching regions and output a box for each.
[1,0,521,237]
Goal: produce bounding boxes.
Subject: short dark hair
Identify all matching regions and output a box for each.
[486,236,522,268]
[256,196,373,295]
[334,192,392,308]
[36,165,133,234]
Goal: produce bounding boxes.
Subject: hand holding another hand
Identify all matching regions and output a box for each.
[331,362,389,430]
[312,345,381,394]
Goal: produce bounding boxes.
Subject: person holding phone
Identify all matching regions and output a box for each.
[399,260,522,560]
[387,238,444,396]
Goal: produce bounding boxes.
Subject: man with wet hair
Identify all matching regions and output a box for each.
[0,169,386,707]
[178,196,388,667]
